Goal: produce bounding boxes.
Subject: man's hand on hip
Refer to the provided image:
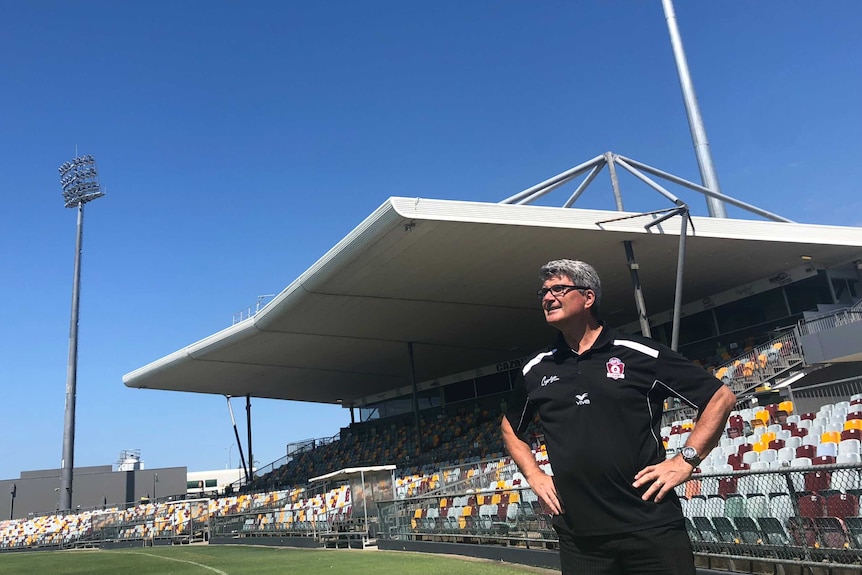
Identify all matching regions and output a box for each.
[632,456,694,503]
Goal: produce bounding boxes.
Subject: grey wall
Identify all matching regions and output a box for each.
[799,321,862,364]
[0,465,187,519]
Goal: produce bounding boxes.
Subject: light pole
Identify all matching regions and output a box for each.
[57,155,105,512]
[9,484,15,520]
[153,473,159,501]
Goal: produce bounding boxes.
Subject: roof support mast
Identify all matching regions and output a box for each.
[662,0,727,218]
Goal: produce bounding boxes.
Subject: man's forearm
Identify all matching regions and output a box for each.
[684,385,737,459]
[501,416,543,480]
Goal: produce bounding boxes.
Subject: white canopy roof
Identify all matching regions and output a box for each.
[123,197,862,405]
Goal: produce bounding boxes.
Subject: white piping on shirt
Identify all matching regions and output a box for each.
[613,339,659,358]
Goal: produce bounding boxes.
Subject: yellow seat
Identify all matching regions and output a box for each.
[821,431,841,444]
[760,431,776,444]
[845,419,862,431]
[752,441,769,453]
[752,410,770,427]
[778,400,794,416]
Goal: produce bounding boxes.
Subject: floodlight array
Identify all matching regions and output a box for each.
[58,155,104,208]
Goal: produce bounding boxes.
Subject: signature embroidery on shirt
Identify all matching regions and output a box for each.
[575,392,591,405]
[540,375,560,387]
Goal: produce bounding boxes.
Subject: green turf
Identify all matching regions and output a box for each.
[0,545,544,575]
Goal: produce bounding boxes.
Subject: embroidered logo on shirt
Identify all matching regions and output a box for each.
[606,357,625,380]
[540,375,560,387]
[575,392,591,405]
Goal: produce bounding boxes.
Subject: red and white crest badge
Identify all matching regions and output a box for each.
[606,357,625,380]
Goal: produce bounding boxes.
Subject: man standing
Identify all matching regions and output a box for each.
[502,259,735,574]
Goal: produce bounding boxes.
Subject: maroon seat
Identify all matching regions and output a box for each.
[718,477,738,496]
[798,493,826,518]
[813,455,836,466]
[768,439,786,451]
[826,493,859,519]
[796,445,817,459]
[737,443,753,455]
[804,470,831,493]
[726,453,743,468]
[800,412,816,421]
[813,517,851,549]
[841,428,862,442]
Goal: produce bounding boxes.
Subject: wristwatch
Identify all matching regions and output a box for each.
[681,446,702,468]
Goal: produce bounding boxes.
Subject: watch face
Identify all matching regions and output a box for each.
[682,446,696,459]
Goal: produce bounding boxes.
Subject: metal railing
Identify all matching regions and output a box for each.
[380,463,862,569]
[798,309,862,337]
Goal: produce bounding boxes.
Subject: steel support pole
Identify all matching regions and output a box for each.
[662,0,727,218]
[226,396,249,484]
[500,155,605,204]
[562,161,606,208]
[9,484,15,520]
[624,242,652,338]
[60,203,85,512]
[671,210,690,351]
[246,394,254,480]
[615,155,792,222]
[407,342,422,455]
[605,153,625,211]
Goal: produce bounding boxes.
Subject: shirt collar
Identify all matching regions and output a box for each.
[553,322,616,357]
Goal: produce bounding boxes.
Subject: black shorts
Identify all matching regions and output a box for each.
[553,520,696,575]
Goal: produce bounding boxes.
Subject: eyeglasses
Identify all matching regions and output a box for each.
[536,284,589,301]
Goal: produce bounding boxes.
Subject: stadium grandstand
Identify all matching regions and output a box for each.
[4,158,862,574]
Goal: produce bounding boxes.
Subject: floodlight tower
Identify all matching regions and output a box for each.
[662,0,727,218]
[57,154,105,512]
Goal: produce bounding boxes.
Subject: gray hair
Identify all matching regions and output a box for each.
[540,259,602,318]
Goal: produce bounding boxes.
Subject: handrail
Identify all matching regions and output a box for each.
[798,309,862,337]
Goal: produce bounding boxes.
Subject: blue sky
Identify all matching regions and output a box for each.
[0,1,859,482]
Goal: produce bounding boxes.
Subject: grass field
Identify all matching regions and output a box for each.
[0,545,548,575]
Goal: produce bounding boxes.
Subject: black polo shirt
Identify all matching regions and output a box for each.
[505,324,723,536]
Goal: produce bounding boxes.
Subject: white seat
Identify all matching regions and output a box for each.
[832,468,861,491]
[747,494,770,517]
[768,459,788,469]
[770,494,794,522]
[839,439,861,455]
[742,450,759,465]
[836,452,861,464]
[767,424,783,434]
[826,422,845,433]
[802,434,821,447]
[686,496,706,517]
[785,436,802,450]
[737,475,758,496]
[733,436,747,447]
[777,447,796,462]
[817,442,838,458]
[791,457,812,468]
[776,429,792,441]
[700,478,719,497]
[797,419,813,430]
[787,414,801,424]
[759,449,778,464]
[704,495,725,517]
